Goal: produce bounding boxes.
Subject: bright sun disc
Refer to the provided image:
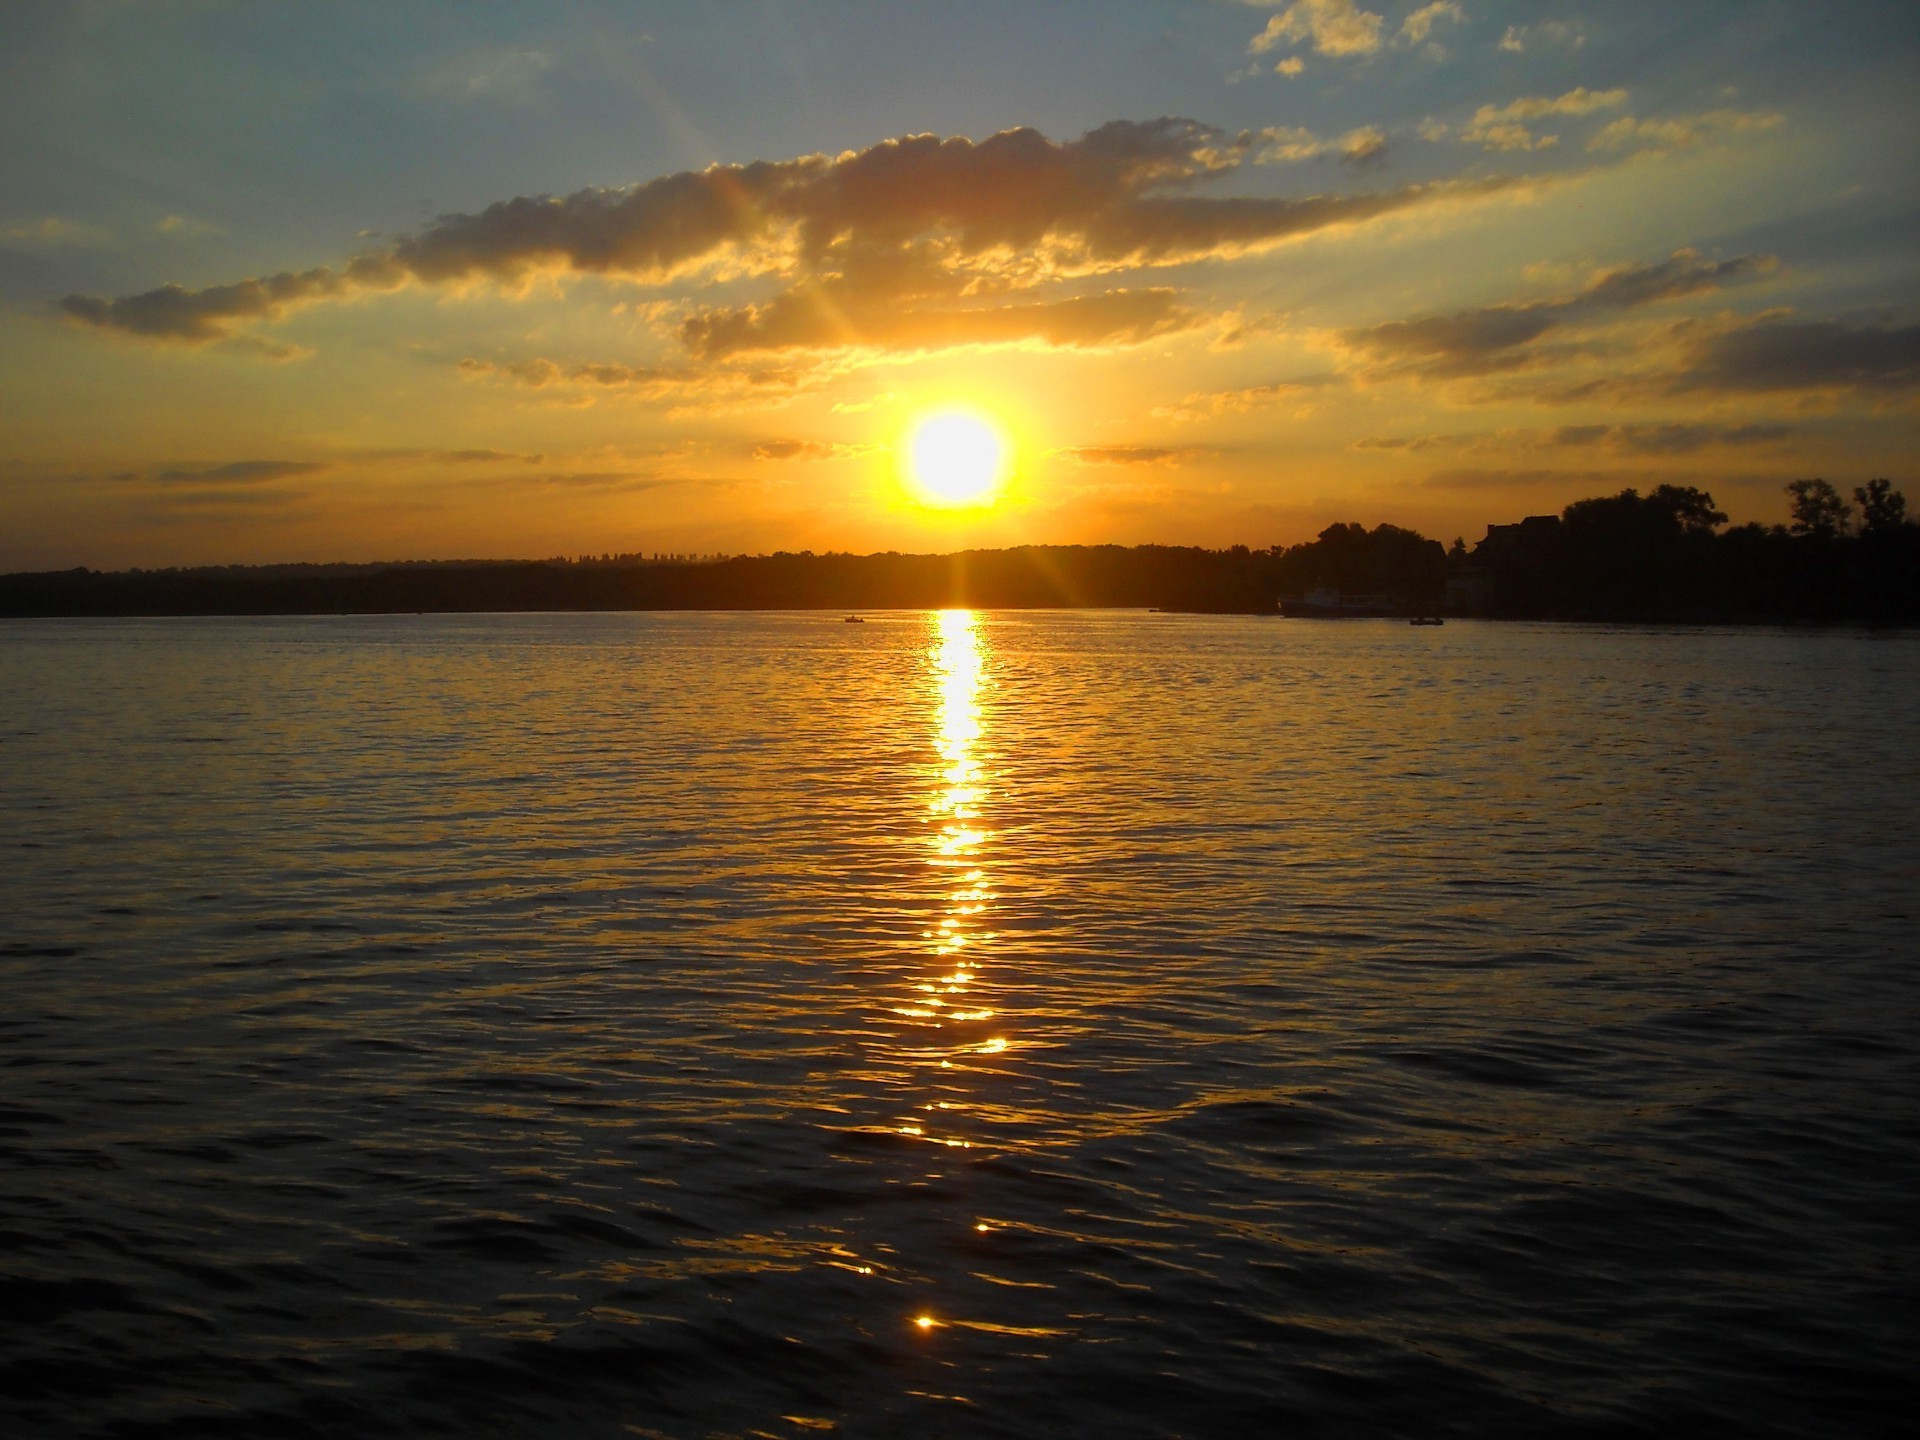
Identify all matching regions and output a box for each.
[908,412,1005,507]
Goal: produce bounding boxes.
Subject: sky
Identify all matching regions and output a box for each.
[1,0,1915,569]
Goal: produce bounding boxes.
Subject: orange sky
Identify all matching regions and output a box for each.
[2,2,1915,569]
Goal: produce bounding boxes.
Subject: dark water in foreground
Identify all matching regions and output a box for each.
[1,612,1914,1438]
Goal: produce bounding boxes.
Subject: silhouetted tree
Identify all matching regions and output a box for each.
[1647,484,1728,534]
[1274,522,1446,608]
[1854,478,1908,535]
[1787,479,1852,538]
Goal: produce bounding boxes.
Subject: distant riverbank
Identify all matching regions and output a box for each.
[7,479,1916,624]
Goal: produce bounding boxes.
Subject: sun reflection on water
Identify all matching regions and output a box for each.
[895,609,1007,1151]
[931,607,993,985]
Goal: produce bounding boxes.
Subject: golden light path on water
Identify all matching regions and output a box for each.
[899,610,1012,1340]
[895,610,1000,1132]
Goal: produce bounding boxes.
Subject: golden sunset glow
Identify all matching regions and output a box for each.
[906,412,1007,509]
[2,8,1912,569]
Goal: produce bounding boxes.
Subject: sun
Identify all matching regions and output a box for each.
[906,410,1007,507]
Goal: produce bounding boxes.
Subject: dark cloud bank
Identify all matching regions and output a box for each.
[61,118,1512,358]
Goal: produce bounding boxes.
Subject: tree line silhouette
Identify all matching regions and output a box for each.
[2,480,1911,623]
[1457,479,1916,622]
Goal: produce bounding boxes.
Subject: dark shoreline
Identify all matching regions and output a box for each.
[4,527,1915,625]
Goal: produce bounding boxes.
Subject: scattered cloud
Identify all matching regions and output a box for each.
[1676,318,1920,394]
[680,284,1201,361]
[1398,2,1465,47]
[1343,249,1773,379]
[61,266,367,343]
[1275,56,1305,76]
[1588,109,1784,154]
[1255,124,1388,165]
[1423,467,1604,489]
[456,354,820,412]
[1152,376,1332,421]
[62,118,1526,359]
[458,356,664,389]
[152,460,330,484]
[751,439,876,461]
[1550,422,1794,453]
[4,216,114,248]
[1359,423,1791,456]
[1355,431,1482,451]
[1051,445,1209,466]
[440,448,546,464]
[422,48,556,103]
[1246,0,1384,58]
[521,471,664,490]
[1462,87,1628,151]
[1497,20,1584,54]
[154,214,221,239]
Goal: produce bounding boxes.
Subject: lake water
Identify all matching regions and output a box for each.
[1,612,1914,1438]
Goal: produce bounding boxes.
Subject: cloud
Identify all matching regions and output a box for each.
[1587,109,1783,154]
[458,356,661,388]
[62,118,1523,356]
[1497,21,1584,54]
[680,284,1200,361]
[456,354,816,409]
[1343,249,1772,378]
[1151,376,1333,421]
[1361,422,1797,455]
[1423,467,1601,489]
[523,472,664,490]
[422,48,556,102]
[1051,445,1208,466]
[1355,431,1480,451]
[1462,87,1628,151]
[1255,125,1387,165]
[4,216,114,249]
[1275,56,1305,76]
[152,460,330,483]
[751,439,875,461]
[61,266,365,342]
[1549,422,1794,453]
[440,448,546,464]
[1676,318,1920,393]
[1398,2,1464,46]
[155,214,221,239]
[1247,1,1384,57]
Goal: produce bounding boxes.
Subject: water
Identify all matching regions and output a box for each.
[1,612,1914,1438]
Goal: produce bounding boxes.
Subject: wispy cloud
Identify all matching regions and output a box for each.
[1152,377,1332,421]
[1675,318,1920,394]
[1255,125,1388,165]
[4,216,114,249]
[1246,1,1384,58]
[421,47,556,103]
[1588,109,1784,155]
[1051,445,1211,466]
[63,119,1525,364]
[1462,87,1629,151]
[751,439,877,462]
[152,460,330,484]
[1496,20,1584,54]
[1398,2,1465,48]
[1342,250,1774,379]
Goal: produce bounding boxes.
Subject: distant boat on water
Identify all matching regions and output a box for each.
[1280,587,1403,619]
[843,614,865,623]
[1409,616,1445,626]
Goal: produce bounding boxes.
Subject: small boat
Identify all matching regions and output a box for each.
[1280,588,1401,619]
[843,614,864,623]
[1409,616,1445,626]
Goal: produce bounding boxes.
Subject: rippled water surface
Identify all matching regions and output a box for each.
[2,612,1915,1438]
